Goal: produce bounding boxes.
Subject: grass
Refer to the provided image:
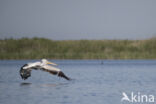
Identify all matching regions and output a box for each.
[0,37,156,59]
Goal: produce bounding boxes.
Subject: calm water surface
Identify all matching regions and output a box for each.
[0,60,156,104]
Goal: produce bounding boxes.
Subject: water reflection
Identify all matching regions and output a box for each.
[20,82,32,86]
[41,82,69,87]
[20,82,70,88]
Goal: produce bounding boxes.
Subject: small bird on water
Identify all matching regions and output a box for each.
[20,59,71,80]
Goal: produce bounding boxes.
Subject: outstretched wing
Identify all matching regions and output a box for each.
[20,62,41,80]
[20,64,32,80]
[41,65,71,80]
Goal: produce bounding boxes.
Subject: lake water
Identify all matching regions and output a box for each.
[0,60,156,104]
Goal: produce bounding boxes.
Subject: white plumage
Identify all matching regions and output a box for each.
[20,59,70,80]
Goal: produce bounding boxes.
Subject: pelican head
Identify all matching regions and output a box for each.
[41,59,57,66]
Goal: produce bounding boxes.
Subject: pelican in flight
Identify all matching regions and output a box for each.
[20,59,70,80]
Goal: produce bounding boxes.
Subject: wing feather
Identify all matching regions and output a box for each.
[41,68,58,75]
[41,65,71,80]
[20,64,32,80]
[20,64,70,80]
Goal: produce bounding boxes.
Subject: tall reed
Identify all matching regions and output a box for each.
[0,37,155,59]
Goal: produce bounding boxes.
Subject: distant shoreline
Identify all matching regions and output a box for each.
[0,37,156,59]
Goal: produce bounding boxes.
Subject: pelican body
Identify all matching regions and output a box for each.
[20,59,70,80]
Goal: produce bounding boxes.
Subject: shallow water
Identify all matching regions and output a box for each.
[0,60,156,104]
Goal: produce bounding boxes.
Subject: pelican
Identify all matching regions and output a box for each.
[20,59,70,80]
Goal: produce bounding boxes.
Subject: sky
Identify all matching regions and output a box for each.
[0,0,156,40]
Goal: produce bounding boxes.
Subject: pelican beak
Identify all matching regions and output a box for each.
[47,61,57,66]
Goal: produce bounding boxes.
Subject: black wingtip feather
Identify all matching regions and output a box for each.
[20,64,31,80]
[58,71,71,80]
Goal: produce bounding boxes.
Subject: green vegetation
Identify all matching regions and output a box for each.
[0,37,156,59]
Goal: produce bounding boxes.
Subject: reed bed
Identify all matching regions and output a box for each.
[0,37,156,59]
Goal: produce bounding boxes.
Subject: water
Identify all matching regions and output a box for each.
[0,60,156,104]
